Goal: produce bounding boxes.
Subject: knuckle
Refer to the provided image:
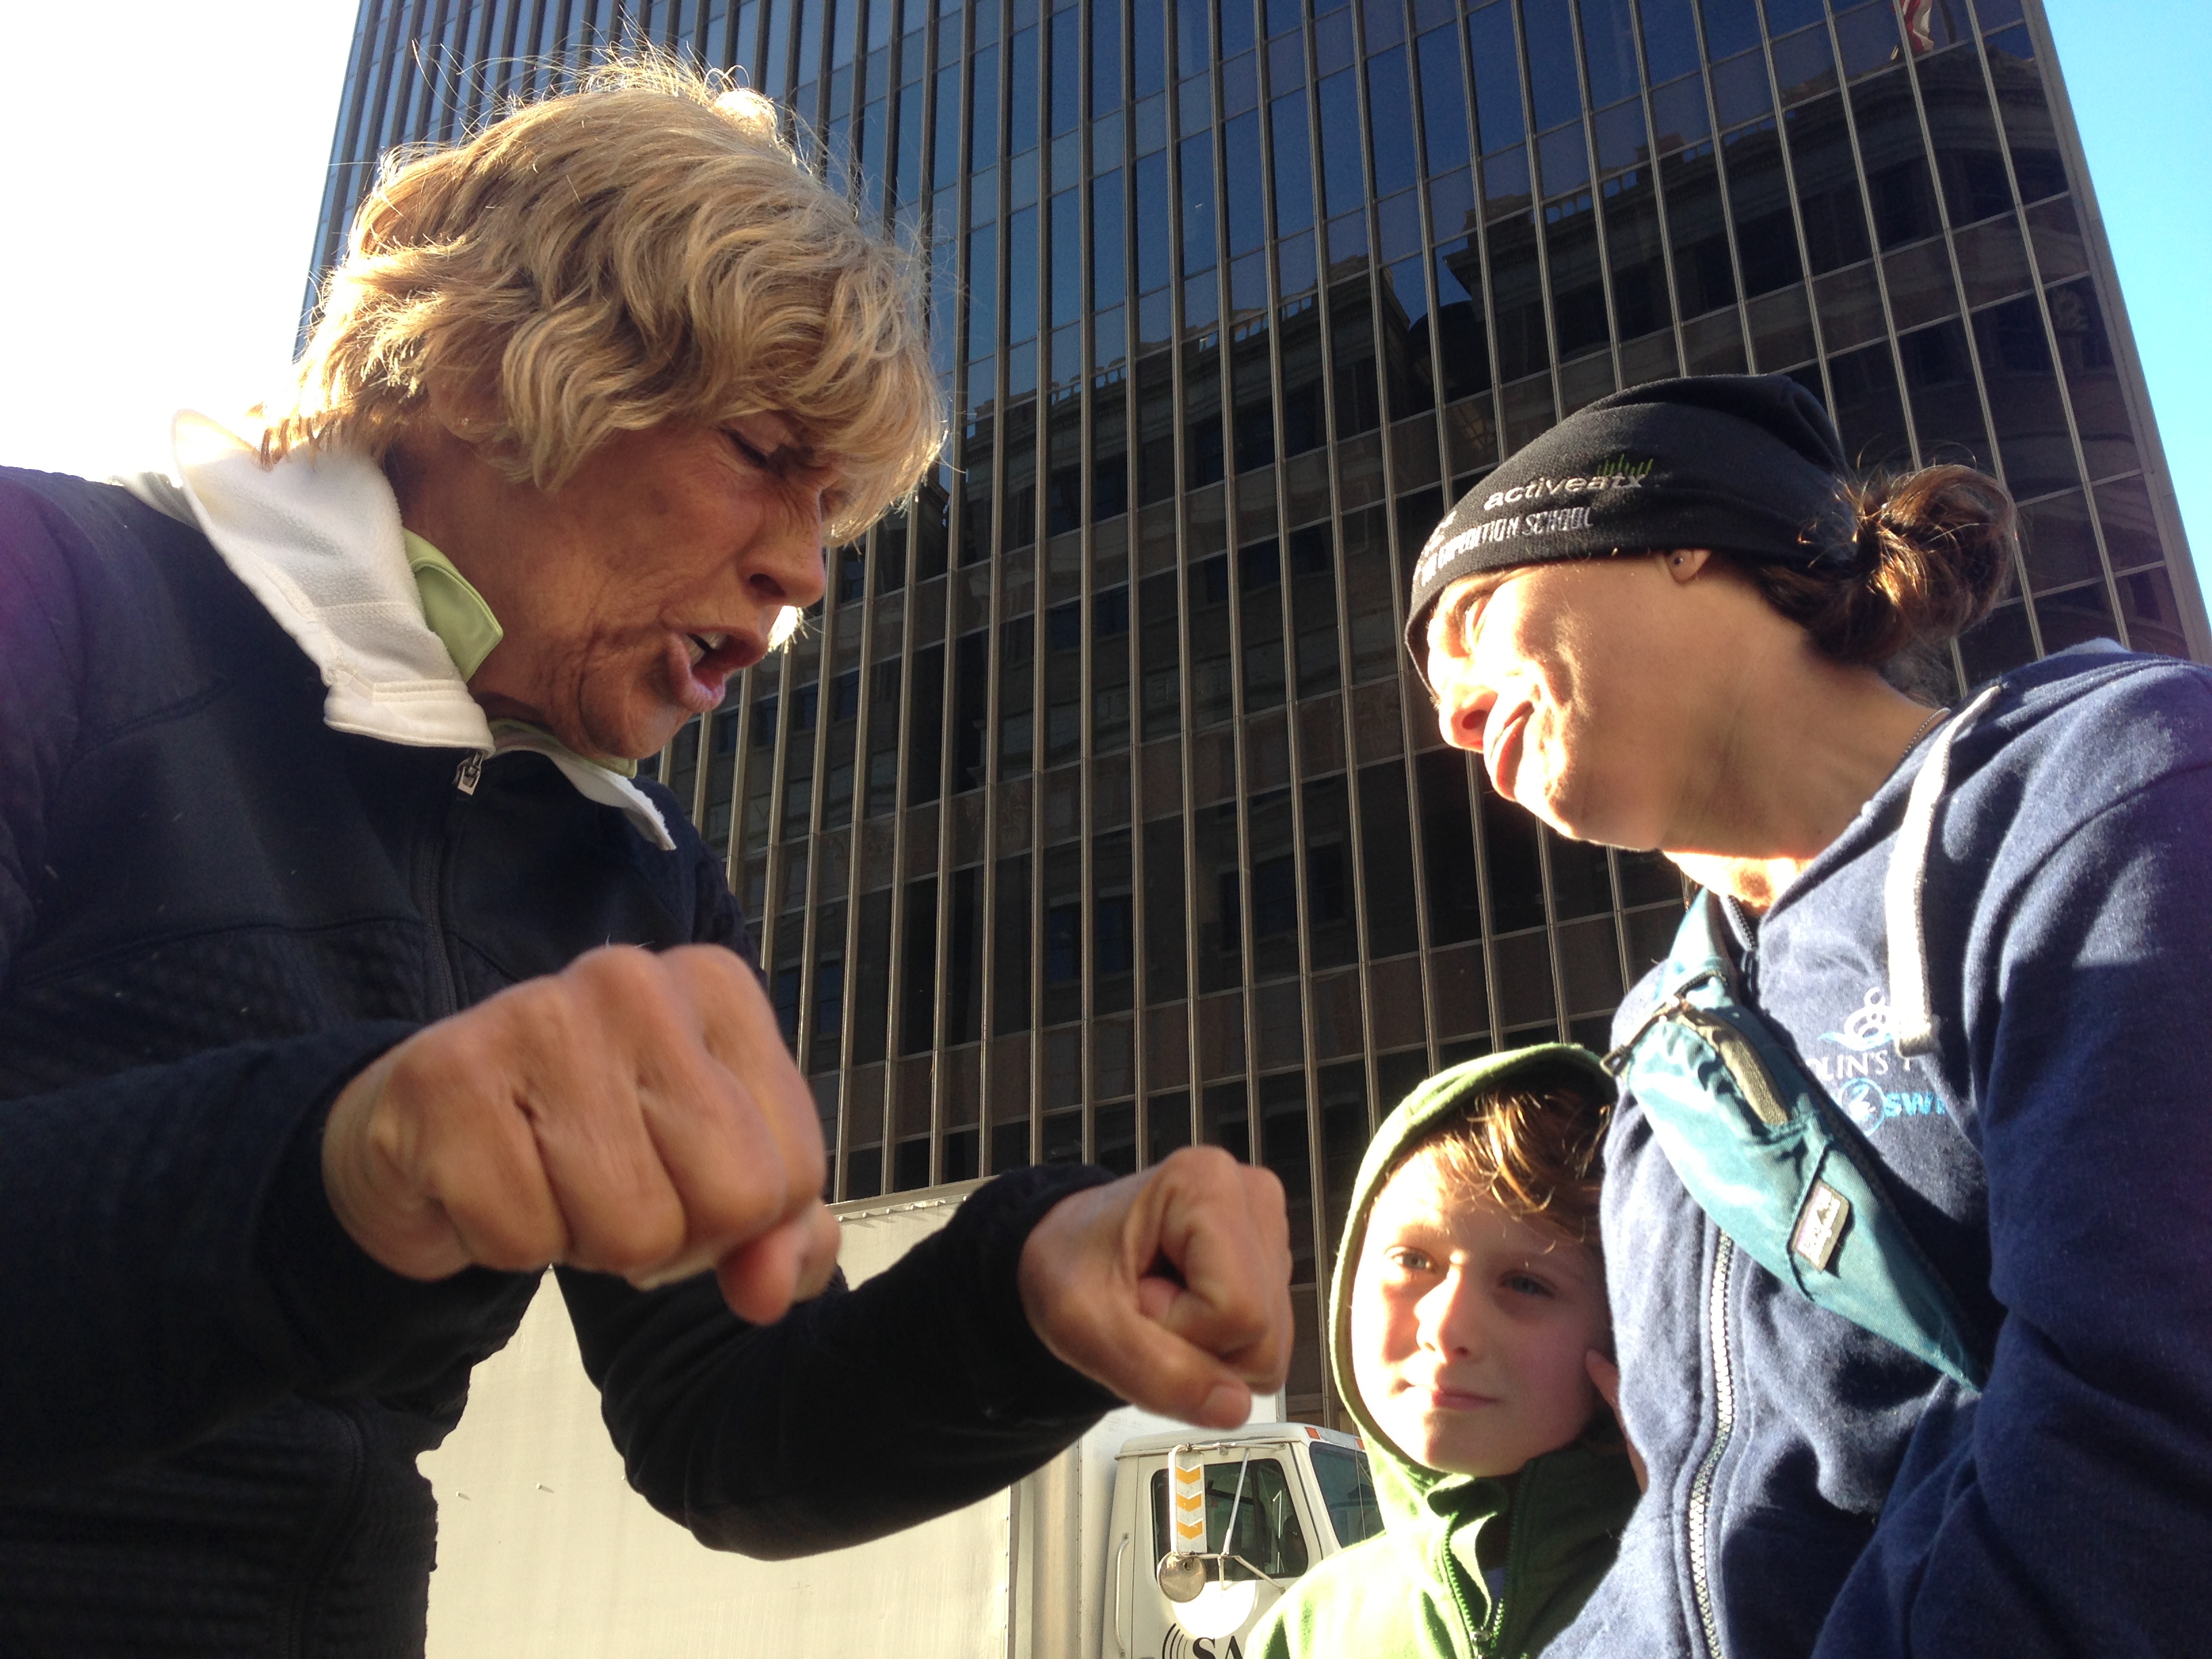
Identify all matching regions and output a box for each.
[472,1228,561,1275]
[1164,1143,1236,1183]
[676,943,770,1010]
[1243,1164,1288,1204]
[446,1195,563,1273]
[567,943,663,1004]
[571,1189,687,1274]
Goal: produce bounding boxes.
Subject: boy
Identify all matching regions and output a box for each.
[1250,1045,1639,1659]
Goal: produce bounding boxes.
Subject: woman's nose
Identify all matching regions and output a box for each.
[745,490,829,612]
[1425,638,1496,754]
[1432,673,1496,755]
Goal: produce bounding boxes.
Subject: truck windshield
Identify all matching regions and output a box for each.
[1309,1445,1383,1548]
[1150,1458,1310,1580]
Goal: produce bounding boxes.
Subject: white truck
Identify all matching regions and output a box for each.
[420,1180,1382,1658]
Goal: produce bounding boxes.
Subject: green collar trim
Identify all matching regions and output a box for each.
[403,532,636,782]
[403,529,505,682]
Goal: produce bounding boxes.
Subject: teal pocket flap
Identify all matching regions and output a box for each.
[1616,897,1988,1390]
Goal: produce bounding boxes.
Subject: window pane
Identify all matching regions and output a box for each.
[1181,131,1218,275]
[1357,760,1420,957]
[1487,209,1549,380]
[1317,70,1366,216]
[1225,110,1267,257]
[1919,46,2011,226]
[1467,3,1525,154]
[1973,295,2076,499]
[1434,239,1494,399]
[1853,68,1941,249]
[1417,25,1470,174]
[1700,0,1760,59]
[1899,317,1992,473]
[1638,0,1699,83]
[1581,0,1640,108]
[1547,199,1609,361]
[1092,0,1124,110]
[1135,151,1172,291]
[1143,818,1188,1000]
[1310,1446,1385,1548]
[1662,144,1736,315]
[1271,90,1316,234]
[1780,96,1867,276]
[1827,338,1912,474]
[1523,0,1582,133]
[2048,279,2140,480]
[1603,171,1668,338]
[1050,8,1081,135]
[1417,749,1482,945]
[1723,120,1803,298]
[1362,48,1415,197]
[970,43,1000,169]
[1133,0,1166,98]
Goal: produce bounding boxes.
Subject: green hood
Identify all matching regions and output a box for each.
[1324,1044,1639,1656]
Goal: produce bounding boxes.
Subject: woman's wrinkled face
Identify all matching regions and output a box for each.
[1422,556,1708,849]
[1350,1149,1610,1479]
[407,414,836,762]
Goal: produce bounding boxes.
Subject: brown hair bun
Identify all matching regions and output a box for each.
[1752,464,2019,668]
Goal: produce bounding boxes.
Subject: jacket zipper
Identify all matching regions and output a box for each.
[1443,1462,1533,1658]
[1669,1003,1792,1128]
[415,762,471,1019]
[1678,892,1757,1659]
[1685,1236,1738,1659]
[1439,1532,1489,1659]
[1681,1238,1734,1654]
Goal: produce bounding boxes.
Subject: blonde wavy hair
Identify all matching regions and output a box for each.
[266,56,943,544]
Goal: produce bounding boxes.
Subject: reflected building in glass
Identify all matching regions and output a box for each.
[315,0,2202,1422]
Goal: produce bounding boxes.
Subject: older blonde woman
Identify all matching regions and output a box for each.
[0,64,1289,1656]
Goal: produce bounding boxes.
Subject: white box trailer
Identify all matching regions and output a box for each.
[420,1181,1380,1659]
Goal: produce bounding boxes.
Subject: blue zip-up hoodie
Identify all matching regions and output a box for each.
[1550,641,2212,1659]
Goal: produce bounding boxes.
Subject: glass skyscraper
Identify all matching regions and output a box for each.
[312,0,2203,1424]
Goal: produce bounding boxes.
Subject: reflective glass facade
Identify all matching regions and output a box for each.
[316,0,2203,1423]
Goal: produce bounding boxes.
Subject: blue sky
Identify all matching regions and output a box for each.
[2043,0,2212,610]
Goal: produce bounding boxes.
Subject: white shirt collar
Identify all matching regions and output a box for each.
[113,411,676,851]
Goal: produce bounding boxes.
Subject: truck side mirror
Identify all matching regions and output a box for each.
[1155,1551,1208,1603]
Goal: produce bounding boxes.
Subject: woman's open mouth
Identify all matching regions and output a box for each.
[671,630,754,710]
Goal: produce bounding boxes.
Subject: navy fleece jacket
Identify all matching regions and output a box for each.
[1552,641,2212,1659]
[0,468,1117,1657]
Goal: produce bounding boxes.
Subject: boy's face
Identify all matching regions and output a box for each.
[1350,1148,1610,1478]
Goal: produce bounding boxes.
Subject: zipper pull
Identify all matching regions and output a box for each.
[454,753,483,795]
[1603,991,1694,1072]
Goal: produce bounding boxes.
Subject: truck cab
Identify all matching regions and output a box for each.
[1103,1423,1381,1659]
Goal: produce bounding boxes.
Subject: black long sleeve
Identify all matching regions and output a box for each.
[562,1163,1124,1557]
[0,1027,539,1496]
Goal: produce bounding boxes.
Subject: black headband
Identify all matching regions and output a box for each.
[1404,375,1860,671]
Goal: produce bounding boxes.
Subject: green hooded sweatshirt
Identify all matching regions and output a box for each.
[1248,1046,1641,1659]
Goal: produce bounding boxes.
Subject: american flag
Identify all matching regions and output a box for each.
[1898,0,1936,54]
